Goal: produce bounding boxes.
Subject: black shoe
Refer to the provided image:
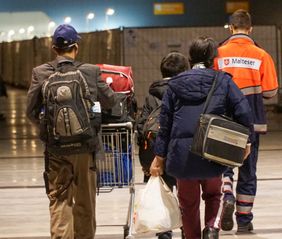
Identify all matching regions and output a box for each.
[221,198,235,231]
[202,227,219,239]
[157,231,172,239]
[237,222,254,234]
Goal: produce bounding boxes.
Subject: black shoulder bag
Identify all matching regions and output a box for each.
[190,72,249,167]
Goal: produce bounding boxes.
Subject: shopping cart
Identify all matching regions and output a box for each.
[96,122,135,239]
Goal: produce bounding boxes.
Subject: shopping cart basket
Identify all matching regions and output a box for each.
[97,122,135,239]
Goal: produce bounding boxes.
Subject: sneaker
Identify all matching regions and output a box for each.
[157,231,172,239]
[202,227,219,239]
[237,222,254,234]
[220,198,235,231]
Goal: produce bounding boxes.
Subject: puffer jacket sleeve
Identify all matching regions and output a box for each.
[154,88,174,157]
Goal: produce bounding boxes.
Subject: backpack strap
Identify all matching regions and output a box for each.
[73,61,84,68]
[153,96,162,109]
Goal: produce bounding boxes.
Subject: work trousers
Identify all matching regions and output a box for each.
[177,176,222,239]
[44,152,97,239]
[223,133,260,225]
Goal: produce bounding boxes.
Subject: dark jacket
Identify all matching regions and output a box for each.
[154,68,253,179]
[26,56,115,125]
[136,78,169,143]
[26,56,115,152]
[137,78,176,187]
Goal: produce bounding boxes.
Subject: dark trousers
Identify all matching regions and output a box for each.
[177,176,222,239]
[224,133,259,224]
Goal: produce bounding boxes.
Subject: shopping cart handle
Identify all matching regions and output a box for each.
[101,122,133,129]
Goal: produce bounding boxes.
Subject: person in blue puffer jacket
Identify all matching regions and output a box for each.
[150,36,253,239]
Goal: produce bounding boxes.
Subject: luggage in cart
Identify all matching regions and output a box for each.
[97,64,137,124]
[97,64,134,95]
[96,122,135,239]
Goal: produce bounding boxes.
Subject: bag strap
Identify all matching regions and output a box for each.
[202,72,219,114]
[154,96,162,108]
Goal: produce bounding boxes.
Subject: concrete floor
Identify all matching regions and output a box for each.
[0,88,282,239]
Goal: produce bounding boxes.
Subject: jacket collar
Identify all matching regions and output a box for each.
[220,33,259,47]
[56,55,74,64]
[192,62,206,69]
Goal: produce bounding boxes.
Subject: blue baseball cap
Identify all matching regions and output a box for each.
[52,24,81,49]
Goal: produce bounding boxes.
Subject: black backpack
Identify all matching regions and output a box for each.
[39,61,101,155]
[138,98,161,172]
[142,104,162,143]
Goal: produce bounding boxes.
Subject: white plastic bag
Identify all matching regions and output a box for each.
[134,176,182,234]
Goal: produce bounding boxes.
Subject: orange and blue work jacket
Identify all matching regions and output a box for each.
[214,34,278,133]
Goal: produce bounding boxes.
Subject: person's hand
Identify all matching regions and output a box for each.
[150,156,164,176]
[142,167,151,177]
[244,143,251,160]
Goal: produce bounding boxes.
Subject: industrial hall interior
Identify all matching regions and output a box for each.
[0,1,282,239]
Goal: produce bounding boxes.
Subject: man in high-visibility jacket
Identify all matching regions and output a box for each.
[214,9,278,234]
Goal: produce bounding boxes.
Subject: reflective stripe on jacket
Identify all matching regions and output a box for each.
[214,34,278,133]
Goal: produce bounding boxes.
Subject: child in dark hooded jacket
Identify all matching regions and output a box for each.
[137,52,188,239]
[150,36,253,239]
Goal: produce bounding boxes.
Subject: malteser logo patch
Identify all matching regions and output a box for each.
[218,57,262,70]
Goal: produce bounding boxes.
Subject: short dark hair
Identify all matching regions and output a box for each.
[229,9,252,30]
[189,36,218,68]
[160,52,189,78]
[53,44,77,55]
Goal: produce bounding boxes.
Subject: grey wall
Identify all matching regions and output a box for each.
[1,25,280,106]
[123,26,280,106]
[0,30,122,87]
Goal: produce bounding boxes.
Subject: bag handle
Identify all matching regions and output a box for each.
[202,71,219,114]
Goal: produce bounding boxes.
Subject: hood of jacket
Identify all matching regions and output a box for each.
[168,68,219,103]
[148,78,170,100]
